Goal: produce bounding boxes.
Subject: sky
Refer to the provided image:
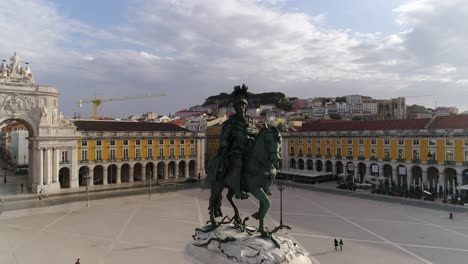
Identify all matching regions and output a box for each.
[1,0,468,118]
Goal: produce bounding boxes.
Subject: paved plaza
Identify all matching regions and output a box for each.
[0,185,468,264]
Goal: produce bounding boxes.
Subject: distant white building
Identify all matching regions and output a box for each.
[127,114,140,121]
[142,112,159,121]
[346,95,363,104]
[247,108,261,117]
[10,130,29,167]
[435,106,459,116]
[153,115,171,123]
[186,116,207,132]
[259,104,275,112]
[363,102,378,114]
[336,102,347,113]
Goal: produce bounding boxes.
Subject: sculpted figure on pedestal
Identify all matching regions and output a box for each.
[9,52,21,75]
[204,84,285,238]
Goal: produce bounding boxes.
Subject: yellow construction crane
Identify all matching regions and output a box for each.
[78,93,167,120]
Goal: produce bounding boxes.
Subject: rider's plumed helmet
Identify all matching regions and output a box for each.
[231,84,249,106]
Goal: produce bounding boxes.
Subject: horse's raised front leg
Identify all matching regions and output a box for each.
[227,187,242,224]
[249,187,271,237]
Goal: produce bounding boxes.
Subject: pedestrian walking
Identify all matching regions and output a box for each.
[334,238,338,251]
[75,258,80,264]
[339,239,344,251]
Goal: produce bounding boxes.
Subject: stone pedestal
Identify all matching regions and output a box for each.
[187,225,311,264]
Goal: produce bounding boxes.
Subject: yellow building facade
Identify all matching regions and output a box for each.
[68,120,206,187]
[282,116,468,196]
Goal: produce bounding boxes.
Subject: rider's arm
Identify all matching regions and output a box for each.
[220,122,232,156]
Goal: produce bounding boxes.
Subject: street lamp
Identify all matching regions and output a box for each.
[277,176,285,226]
[85,173,92,207]
[149,170,153,199]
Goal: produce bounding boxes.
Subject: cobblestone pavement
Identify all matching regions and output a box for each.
[0,185,467,264]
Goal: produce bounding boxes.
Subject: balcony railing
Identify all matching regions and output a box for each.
[158,155,165,159]
[358,156,366,161]
[307,154,312,158]
[95,159,102,162]
[298,153,304,157]
[444,160,455,165]
[289,153,295,157]
[60,160,70,164]
[325,155,332,159]
[346,155,354,160]
[370,157,378,161]
[179,155,186,159]
[335,155,342,160]
[169,155,175,159]
[463,161,468,166]
[80,160,88,163]
[147,156,153,160]
[135,157,141,161]
[427,160,438,164]
[411,158,420,163]
[383,157,391,162]
[397,158,406,162]
[316,154,322,158]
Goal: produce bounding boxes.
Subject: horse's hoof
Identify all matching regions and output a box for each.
[235,192,249,200]
[251,212,260,220]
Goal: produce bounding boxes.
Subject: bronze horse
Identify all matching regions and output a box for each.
[206,125,282,237]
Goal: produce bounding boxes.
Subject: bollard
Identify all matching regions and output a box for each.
[450,213,453,219]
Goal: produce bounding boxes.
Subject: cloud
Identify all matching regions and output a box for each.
[2,0,468,117]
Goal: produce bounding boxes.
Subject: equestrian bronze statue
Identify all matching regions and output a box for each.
[205,84,285,237]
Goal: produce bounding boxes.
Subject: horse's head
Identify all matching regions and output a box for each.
[262,124,282,168]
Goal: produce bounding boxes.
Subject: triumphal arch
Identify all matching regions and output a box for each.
[0,53,80,193]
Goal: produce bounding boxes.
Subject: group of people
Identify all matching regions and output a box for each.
[334,238,344,251]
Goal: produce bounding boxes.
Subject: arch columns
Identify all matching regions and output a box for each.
[353,164,358,182]
[332,164,337,176]
[116,166,121,184]
[457,174,463,193]
[422,170,428,190]
[366,164,371,179]
[142,165,146,182]
[44,148,52,185]
[407,169,412,190]
[89,169,94,187]
[437,174,444,196]
[392,168,398,186]
[128,165,135,182]
[164,162,169,179]
[103,166,108,185]
[185,161,189,178]
[35,148,44,187]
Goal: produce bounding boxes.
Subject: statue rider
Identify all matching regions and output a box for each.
[220,84,258,200]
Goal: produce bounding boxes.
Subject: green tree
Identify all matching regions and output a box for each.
[329,113,342,120]
[335,96,346,103]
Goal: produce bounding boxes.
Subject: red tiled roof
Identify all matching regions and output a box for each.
[172,120,187,127]
[73,120,192,132]
[299,118,431,132]
[428,115,468,129]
